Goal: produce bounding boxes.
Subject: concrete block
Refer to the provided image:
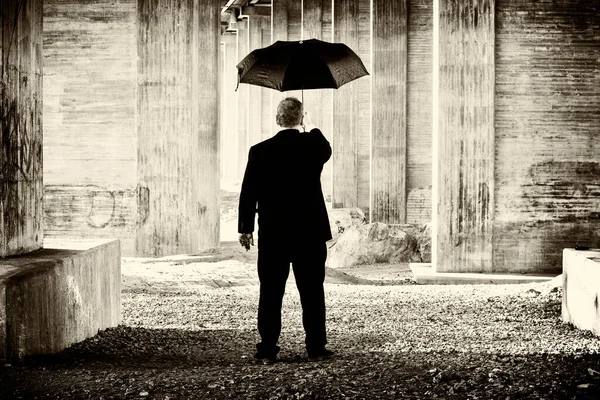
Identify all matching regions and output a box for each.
[562,248,600,335]
[0,239,121,362]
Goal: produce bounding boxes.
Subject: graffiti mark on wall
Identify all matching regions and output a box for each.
[88,190,116,228]
[44,185,136,231]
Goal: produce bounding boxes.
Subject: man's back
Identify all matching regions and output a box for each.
[238,98,335,364]
[238,128,332,245]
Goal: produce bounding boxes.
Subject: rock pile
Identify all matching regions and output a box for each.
[218,191,433,268]
[326,207,366,243]
[327,221,432,269]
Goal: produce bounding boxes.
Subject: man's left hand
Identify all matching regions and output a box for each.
[239,233,254,251]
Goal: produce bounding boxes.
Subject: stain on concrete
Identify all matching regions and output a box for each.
[528,161,600,186]
[87,190,116,228]
[137,185,150,225]
[494,220,600,274]
[523,161,600,222]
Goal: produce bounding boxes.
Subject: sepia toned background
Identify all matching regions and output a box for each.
[3,0,598,274]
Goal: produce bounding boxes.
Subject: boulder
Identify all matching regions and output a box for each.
[327,207,366,244]
[327,222,422,269]
[416,222,432,263]
[221,198,367,244]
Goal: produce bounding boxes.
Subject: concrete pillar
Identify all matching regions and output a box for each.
[236,20,249,180]
[303,0,334,202]
[272,0,301,42]
[247,10,270,147]
[0,0,44,257]
[332,0,371,211]
[406,0,433,225]
[220,34,238,183]
[433,0,495,272]
[136,0,220,256]
[371,0,407,224]
[270,1,334,201]
[259,14,273,143]
[271,0,302,113]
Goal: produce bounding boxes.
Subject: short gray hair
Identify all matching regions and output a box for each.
[276,97,303,128]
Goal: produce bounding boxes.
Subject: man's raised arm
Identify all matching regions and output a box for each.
[302,111,332,164]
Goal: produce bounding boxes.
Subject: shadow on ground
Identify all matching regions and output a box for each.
[2,244,597,399]
[2,325,600,399]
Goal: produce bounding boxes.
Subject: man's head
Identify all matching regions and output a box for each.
[276,97,304,128]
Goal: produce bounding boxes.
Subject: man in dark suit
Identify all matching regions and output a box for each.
[238,97,333,364]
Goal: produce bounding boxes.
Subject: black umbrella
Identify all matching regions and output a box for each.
[236,39,369,95]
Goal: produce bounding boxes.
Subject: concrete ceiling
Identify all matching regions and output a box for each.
[220,0,271,34]
[221,0,271,14]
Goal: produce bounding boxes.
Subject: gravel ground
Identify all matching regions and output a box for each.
[2,275,600,399]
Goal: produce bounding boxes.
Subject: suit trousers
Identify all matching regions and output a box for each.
[256,240,328,357]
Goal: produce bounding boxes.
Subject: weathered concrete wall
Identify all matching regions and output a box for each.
[236,20,250,181]
[136,0,220,256]
[247,10,270,149]
[1,0,44,257]
[0,239,121,362]
[406,0,433,224]
[303,0,334,202]
[43,0,137,255]
[494,0,600,273]
[434,0,495,273]
[332,0,371,211]
[371,0,407,224]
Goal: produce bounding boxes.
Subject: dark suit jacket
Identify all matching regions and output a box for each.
[238,128,333,244]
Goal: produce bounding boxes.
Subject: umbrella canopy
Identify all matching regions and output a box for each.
[236,39,369,92]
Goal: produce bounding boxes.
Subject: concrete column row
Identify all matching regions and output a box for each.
[2,0,496,274]
[3,1,222,259]
[222,0,497,273]
[223,0,407,216]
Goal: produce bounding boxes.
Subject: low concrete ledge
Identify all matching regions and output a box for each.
[0,239,121,362]
[410,263,555,285]
[562,248,600,335]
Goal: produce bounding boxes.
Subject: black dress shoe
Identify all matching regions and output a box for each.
[253,352,277,365]
[307,349,334,362]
